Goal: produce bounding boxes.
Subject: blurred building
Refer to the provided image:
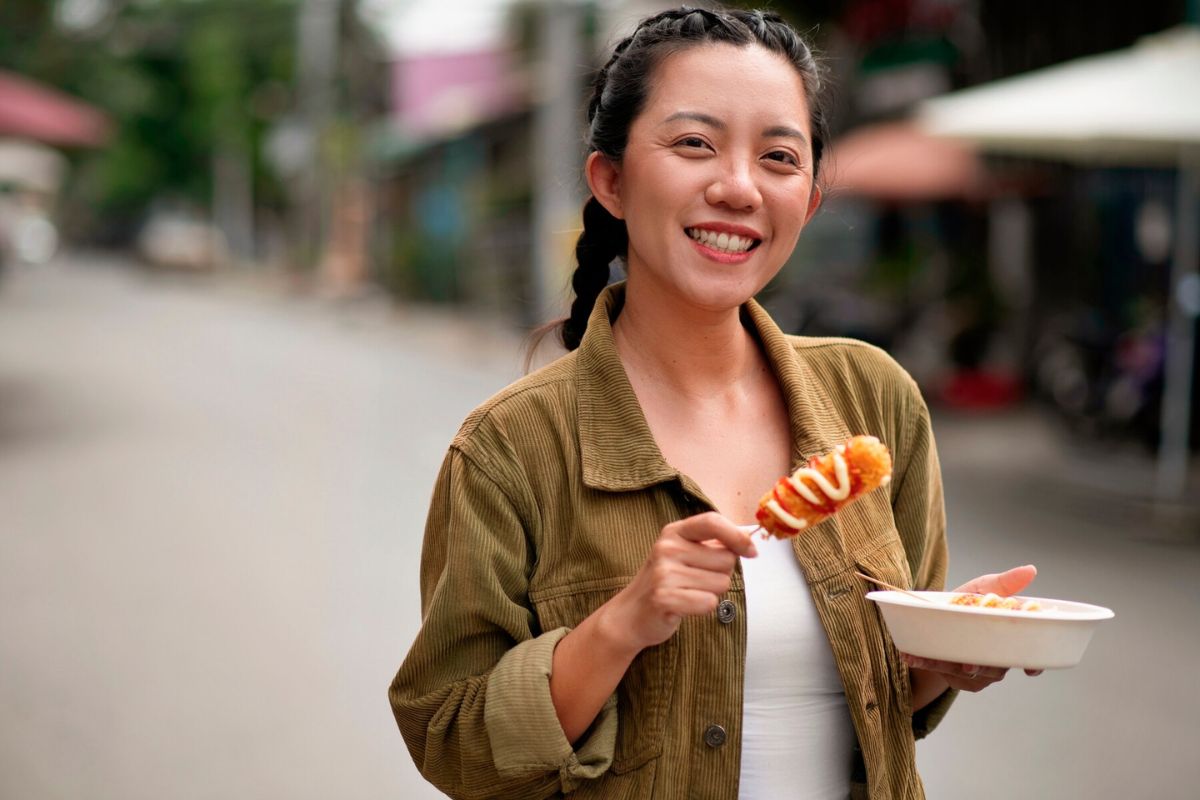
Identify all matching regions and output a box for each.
[365,0,530,318]
[365,0,681,323]
[0,69,111,267]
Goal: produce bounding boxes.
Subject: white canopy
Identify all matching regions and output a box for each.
[919,26,1200,165]
[918,27,1200,504]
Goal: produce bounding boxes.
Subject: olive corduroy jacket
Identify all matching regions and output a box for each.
[389,283,954,799]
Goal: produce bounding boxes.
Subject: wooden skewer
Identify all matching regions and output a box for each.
[853,570,936,603]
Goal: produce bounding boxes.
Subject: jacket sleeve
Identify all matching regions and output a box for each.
[890,383,957,739]
[388,447,617,799]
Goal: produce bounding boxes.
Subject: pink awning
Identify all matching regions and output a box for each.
[826,122,987,202]
[0,70,111,148]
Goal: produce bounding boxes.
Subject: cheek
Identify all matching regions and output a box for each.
[771,187,814,236]
[623,183,685,245]
[623,156,705,216]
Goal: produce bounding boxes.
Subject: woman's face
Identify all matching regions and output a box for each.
[591,43,821,314]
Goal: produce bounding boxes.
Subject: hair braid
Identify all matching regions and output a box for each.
[561,197,625,350]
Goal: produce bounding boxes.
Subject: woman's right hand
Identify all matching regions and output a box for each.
[604,512,758,653]
[550,512,757,744]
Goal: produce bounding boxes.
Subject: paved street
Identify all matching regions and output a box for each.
[1,255,1196,799]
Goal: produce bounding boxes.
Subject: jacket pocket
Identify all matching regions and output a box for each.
[855,537,914,720]
[530,577,678,774]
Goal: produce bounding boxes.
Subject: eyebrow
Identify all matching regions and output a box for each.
[762,125,809,145]
[663,111,726,129]
[662,112,808,145]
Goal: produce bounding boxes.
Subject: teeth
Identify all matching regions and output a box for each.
[687,228,756,253]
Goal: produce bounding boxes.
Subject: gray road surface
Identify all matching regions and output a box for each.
[1,256,1196,799]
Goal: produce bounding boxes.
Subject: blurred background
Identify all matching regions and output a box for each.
[1,0,1197,798]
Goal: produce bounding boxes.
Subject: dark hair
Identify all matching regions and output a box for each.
[556,5,829,351]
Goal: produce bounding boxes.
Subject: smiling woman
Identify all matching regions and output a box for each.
[388,6,1035,800]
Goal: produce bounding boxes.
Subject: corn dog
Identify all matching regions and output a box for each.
[755,435,893,538]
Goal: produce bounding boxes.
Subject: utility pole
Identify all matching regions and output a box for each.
[212,130,254,264]
[295,0,340,269]
[530,0,585,326]
[1155,149,1199,505]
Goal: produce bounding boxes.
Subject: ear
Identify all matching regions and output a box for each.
[585,151,624,220]
[802,183,823,226]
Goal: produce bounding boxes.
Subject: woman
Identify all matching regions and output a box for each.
[389,7,1036,798]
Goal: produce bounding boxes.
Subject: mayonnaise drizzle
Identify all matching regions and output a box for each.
[764,498,808,531]
[785,451,851,505]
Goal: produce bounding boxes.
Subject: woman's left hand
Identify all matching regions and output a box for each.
[902,565,1043,701]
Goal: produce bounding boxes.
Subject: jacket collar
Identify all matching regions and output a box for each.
[576,283,849,493]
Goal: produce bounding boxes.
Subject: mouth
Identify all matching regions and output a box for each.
[685,226,762,256]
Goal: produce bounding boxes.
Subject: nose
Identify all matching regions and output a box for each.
[704,157,763,212]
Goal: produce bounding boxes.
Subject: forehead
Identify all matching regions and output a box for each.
[641,43,811,131]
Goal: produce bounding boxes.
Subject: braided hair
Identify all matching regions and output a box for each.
[557,5,829,351]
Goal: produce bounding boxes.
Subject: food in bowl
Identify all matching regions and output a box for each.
[949,592,1043,612]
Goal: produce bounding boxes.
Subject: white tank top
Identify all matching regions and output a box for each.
[737,526,856,799]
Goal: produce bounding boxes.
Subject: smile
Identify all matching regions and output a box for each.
[685,227,761,255]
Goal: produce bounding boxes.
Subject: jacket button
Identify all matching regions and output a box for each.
[703,724,727,748]
[716,599,737,624]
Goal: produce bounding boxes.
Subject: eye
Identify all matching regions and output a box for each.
[674,136,711,150]
[764,150,800,167]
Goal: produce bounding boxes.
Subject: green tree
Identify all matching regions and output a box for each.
[1,0,301,243]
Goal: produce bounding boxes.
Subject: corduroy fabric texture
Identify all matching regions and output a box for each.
[389,283,953,799]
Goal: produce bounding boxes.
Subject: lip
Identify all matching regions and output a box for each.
[685,221,764,240]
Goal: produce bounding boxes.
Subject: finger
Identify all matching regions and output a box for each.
[662,565,733,596]
[652,537,739,574]
[647,545,734,590]
[652,587,724,619]
[954,564,1037,596]
[670,512,758,557]
[945,673,1005,692]
[901,654,1007,682]
[676,538,741,572]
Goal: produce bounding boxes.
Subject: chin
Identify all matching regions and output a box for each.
[629,246,781,311]
[681,274,770,312]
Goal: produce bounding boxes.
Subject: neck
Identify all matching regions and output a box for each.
[612,279,760,397]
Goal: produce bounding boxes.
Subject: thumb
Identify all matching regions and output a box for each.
[954,564,1037,596]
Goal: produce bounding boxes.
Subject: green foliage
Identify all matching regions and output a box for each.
[0,0,301,239]
[0,1,59,78]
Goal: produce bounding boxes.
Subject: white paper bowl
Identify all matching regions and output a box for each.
[867,591,1115,670]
